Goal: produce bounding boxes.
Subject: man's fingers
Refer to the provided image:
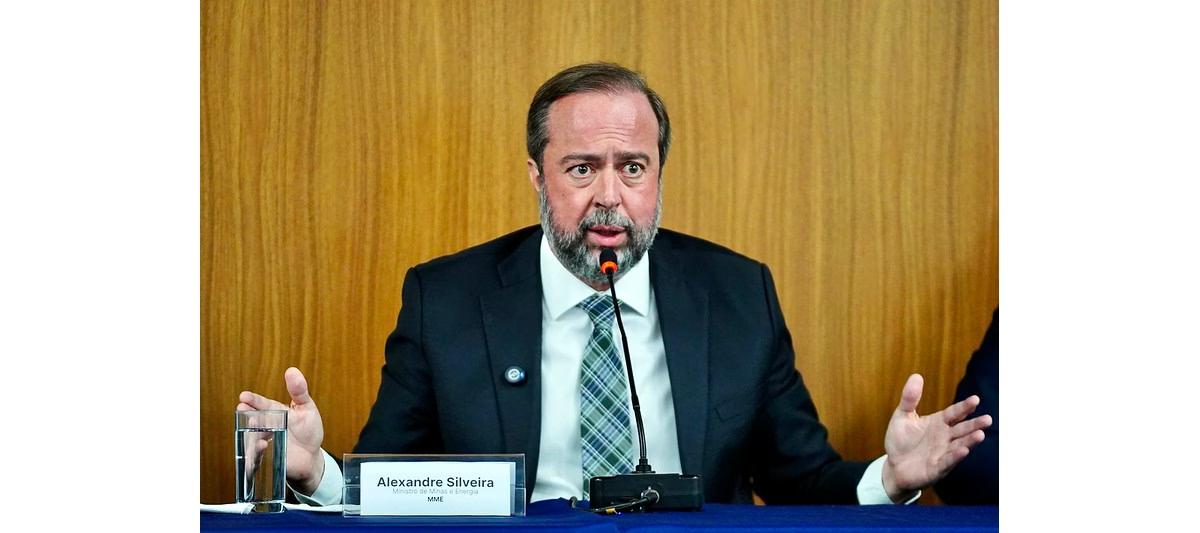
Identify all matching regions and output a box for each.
[894,374,924,415]
[939,443,972,472]
[949,429,987,450]
[237,369,314,412]
[949,414,993,439]
[238,391,288,411]
[941,395,981,425]
[284,367,315,406]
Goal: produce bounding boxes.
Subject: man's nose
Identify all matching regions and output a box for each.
[593,168,621,208]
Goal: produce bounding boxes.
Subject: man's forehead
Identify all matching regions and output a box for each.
[549,91,653,125]
[545,90,657,143]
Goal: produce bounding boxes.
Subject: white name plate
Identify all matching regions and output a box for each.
[359,461,515,516]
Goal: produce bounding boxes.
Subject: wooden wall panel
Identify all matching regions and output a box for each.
[201,0,997,504]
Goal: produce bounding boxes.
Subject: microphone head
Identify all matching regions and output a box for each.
[599,248,618,275]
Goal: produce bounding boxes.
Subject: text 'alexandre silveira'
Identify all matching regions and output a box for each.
[376,476,496,488]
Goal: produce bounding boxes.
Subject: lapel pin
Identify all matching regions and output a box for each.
[503,366,526,385]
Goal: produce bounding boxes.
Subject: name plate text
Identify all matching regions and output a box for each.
[360,461,515,516]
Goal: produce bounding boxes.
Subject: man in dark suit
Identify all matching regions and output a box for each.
[238,63,992,506]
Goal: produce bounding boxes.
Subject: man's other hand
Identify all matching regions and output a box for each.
[881,374,993,502]
[237,367,326,496]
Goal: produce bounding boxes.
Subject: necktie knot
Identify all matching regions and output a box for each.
[578,293,618,329]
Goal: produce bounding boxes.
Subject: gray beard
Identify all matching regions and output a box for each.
[539,184,661,285]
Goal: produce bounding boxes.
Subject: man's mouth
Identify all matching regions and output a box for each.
[589,225,624,236]
[586,225,627,246]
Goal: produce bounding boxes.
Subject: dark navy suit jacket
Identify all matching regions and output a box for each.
[352,226,868,503]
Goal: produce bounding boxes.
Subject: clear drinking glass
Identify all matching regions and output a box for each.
[235,409,287,512]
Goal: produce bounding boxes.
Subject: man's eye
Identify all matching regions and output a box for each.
[623,162,644,176]
[568,165,591,178]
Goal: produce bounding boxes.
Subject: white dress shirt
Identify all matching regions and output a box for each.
[293,236,912,505]
[530,236,682,501]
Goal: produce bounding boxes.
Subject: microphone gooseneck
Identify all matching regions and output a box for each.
[584,249,704,512]
[598,248,653,474]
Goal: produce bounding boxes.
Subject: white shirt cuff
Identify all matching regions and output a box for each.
[290,449,344,506]
[856,455,921,505]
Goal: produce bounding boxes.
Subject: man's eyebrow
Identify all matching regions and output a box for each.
[615,151,651,163]
[558,153,604,165]
[558,152,652,165]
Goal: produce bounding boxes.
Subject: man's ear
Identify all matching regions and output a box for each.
[527,158,543,192]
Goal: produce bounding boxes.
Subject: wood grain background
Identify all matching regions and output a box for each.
[201,0,997,504]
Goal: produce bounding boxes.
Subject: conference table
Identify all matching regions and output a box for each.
[201,499,998,532]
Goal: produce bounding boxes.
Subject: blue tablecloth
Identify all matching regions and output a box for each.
[201,499,998,532]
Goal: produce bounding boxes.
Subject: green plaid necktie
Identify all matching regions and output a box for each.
[577,293,634,500]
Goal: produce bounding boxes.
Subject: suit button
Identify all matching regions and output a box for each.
[503,366,526,385]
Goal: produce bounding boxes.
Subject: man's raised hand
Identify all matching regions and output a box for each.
[237,367,326,496]
[880,374,993,502]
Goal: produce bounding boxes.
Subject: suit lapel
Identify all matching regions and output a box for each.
[651,247,710,476]
[480,230,544,490]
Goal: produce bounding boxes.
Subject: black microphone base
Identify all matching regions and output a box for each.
[588,473,704,511]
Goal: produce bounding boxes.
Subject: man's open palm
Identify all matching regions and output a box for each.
[882,374,993,500]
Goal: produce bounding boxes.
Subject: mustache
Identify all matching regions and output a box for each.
[572,208,634,236]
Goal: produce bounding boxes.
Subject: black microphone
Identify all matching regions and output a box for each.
[585,248,703,513]
[598,248,653,474]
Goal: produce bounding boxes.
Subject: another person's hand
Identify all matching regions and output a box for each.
[881,374,993,502]
[237,367,326,496]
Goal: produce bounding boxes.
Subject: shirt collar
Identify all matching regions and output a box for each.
[540,235,652,320]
